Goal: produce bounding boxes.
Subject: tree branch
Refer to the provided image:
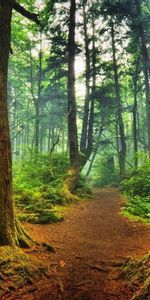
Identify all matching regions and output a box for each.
[13,2,41,25]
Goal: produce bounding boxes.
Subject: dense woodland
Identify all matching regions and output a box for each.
[0,0,150,299]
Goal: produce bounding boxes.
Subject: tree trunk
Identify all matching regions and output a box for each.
[80,12,96,169]
[0,1,34,247]
[132,57,140,168]
[111,21,126,176]
[67,0,79,168]
[62,0,79,201]
[80,0,90,153]
[133,80,138,168]
[35,102,40,151]
[87,15,96,157]
[0,1,16,245]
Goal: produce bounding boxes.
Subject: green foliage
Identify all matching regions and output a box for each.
[13,153,68,224]
[18,208,63,224]
[120,161,150,223]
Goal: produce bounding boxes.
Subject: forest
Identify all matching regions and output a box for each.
[0,0,150,299]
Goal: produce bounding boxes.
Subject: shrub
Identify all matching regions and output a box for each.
[120,161,150,222]
[13,153,68,224]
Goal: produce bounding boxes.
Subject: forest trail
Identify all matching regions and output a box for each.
[8,189,150,299]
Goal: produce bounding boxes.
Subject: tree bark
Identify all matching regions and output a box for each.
[80,0,90,153]
[87,15,96,156]
[62,0,80,201]
[67,0,79,168]
[0,1,16,245]
[0,0,39,246]
[132,57,140,168]
[80,11,96,169]
[111,20,126,176]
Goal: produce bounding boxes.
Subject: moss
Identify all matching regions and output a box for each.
[121,253,150,300]
[61,184,80,202]
[17,208,64,225]
[61,167,81,202]
[38,209,64,224]
[0,245,50,296]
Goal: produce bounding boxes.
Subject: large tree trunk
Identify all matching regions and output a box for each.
[62,0,80,201]
[67,0,79,168]
[111,21,126,176]
[0,1,34,247]
[0,1,16,245]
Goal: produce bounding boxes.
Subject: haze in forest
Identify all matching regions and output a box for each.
[0,0,150,299]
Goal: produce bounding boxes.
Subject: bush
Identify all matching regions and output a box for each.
[120,161,150,223]
[13,153,68,224]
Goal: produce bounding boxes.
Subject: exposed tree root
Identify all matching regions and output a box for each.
[15,220,55,253]
[86,263,108,273]
[15,219,34,248]
[0,245,52,299]
[121,253,150,300]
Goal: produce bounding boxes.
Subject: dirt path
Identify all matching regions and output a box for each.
[9,189,150,299]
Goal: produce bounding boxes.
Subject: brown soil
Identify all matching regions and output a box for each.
[4,189,150,300]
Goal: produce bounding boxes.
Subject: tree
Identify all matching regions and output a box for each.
[67,0,79,169]
[80,0,91,154]
[62,0,81,200]
[110,19,127,175]
[0,0,39,246]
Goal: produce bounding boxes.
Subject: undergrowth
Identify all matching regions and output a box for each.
[120,161,150,223]
[13,153,92,224]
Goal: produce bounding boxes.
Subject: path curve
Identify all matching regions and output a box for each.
[14,189,150,299]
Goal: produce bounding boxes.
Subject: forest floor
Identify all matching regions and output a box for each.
[3,188,150,300]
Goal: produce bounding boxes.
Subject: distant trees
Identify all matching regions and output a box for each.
[4,0,150,196]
